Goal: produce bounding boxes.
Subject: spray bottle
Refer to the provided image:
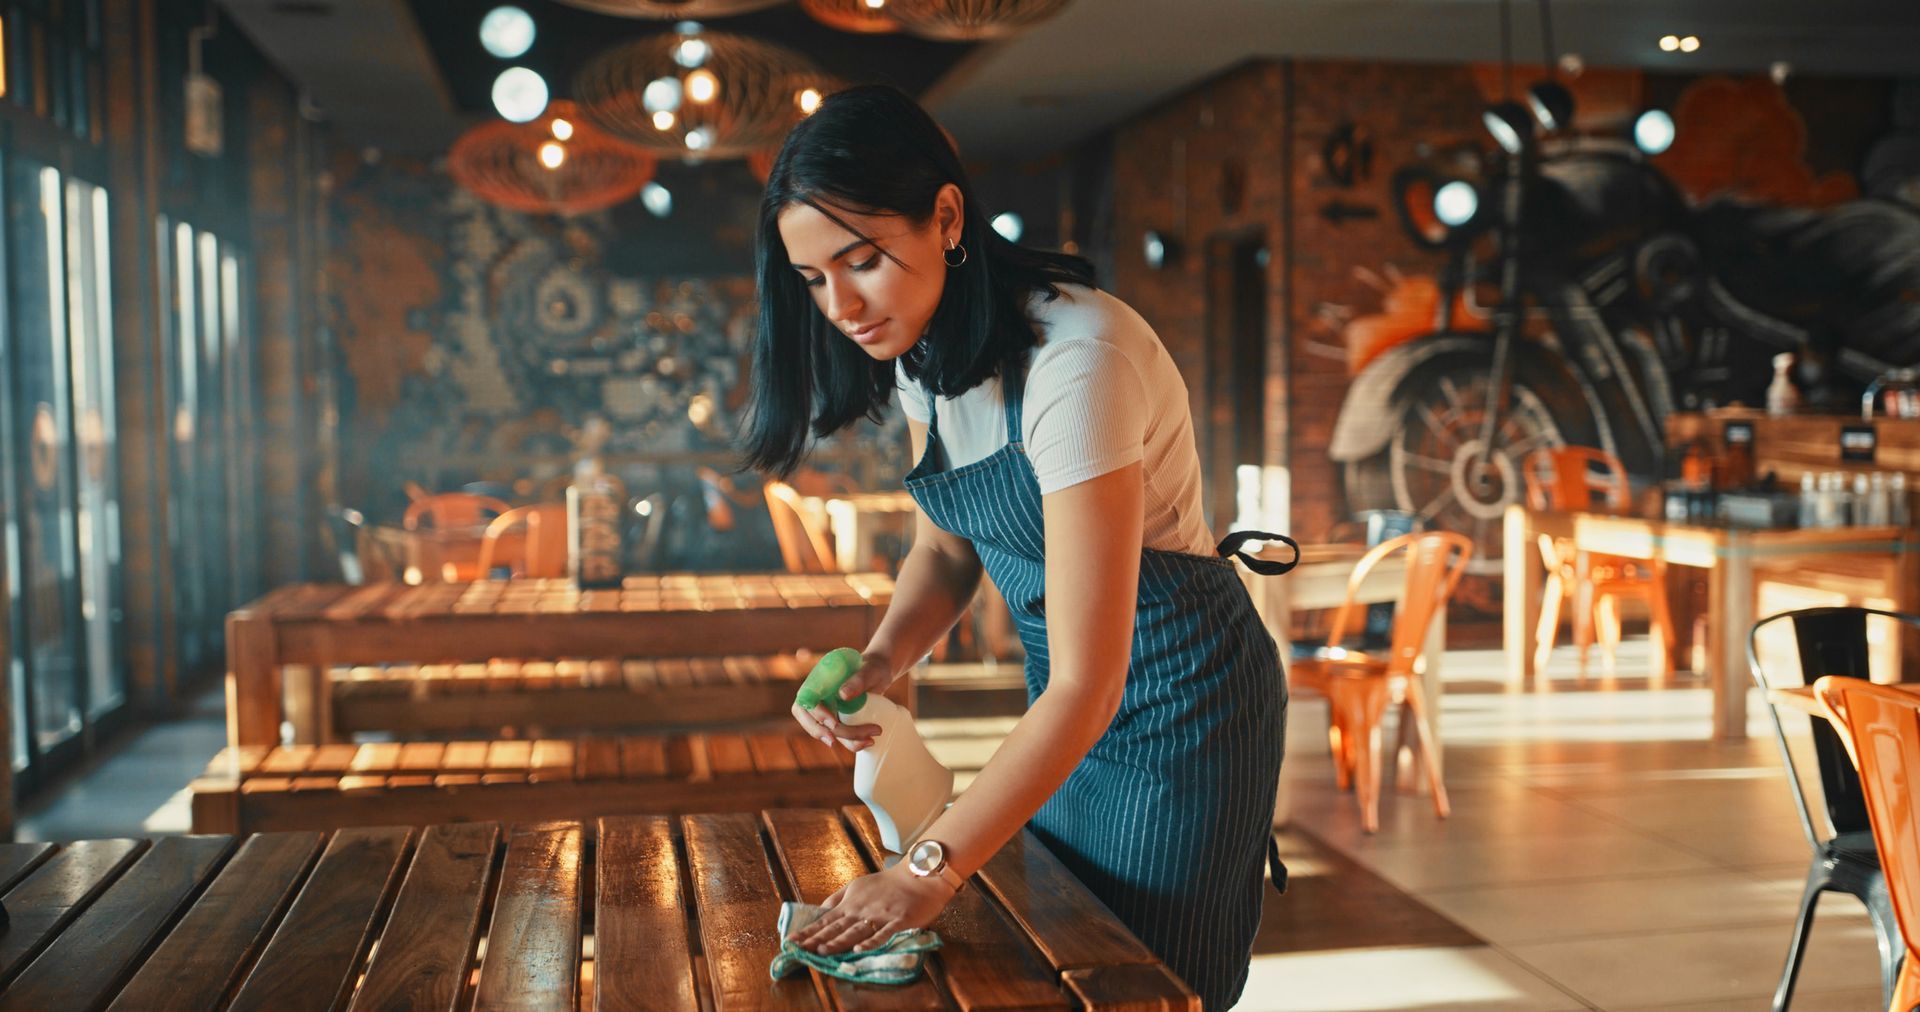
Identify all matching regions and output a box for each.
[796,648,954,854]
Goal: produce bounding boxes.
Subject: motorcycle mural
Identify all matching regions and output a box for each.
[1327,81,1920,576]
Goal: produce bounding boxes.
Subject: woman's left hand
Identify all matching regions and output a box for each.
[786,860,957,954]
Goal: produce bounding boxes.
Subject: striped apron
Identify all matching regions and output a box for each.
[904,359,1294,1009]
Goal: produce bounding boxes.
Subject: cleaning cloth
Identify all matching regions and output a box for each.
[768,901,942,985]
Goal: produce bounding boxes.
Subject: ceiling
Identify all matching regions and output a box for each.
[221,0,1920,159]
[221,0,978,153]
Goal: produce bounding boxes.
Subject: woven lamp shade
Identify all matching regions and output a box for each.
[799,0,902,33]
[574,29,833,159]
[552,0,783,18]
[892,0,1072,39]
[449,101,658,215]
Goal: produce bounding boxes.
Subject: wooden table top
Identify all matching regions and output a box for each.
[1522,508,1915,561]
[0,808,1193,1011]
[237,573,897,624]
[819,490,917,512]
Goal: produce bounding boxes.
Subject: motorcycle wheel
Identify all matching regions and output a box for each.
[1341,352,1607,576]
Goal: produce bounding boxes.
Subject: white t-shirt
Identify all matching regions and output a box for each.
[895,284,1214,555]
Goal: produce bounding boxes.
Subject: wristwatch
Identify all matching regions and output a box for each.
[906,838,966,893]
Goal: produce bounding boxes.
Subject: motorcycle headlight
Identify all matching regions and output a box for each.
[1433,181,1480,228]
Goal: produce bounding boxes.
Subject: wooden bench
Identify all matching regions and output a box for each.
[227,572,895,746]
[0,810,1197,1010]
[188,730,862,834]
[324,652,910,735]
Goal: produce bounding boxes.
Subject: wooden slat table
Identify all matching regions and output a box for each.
[188,731,862,834]
[0,808,1195,1011]
[226,572,895,748]
[1504,506,1919,740]
[326,653,837,737]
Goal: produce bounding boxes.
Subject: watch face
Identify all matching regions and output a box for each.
[908,839,944,874]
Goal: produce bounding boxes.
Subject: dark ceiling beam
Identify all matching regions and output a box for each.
[219,0,461,153]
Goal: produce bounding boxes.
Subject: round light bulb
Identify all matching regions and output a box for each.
[864,0,886,7]
[538,141,565,169]
[991,212,1024,242]
[479,6,535,60]
[796,87,822,115]
[643,76,682,114]
[685,125,715,151]
[675,36,711,69]
[550,118,573,140]
[686,69,719,105]
[1433,181,1479,226]
[1659,34,1680,52]
[1143,231,1167,269]
[1679,35,1700,53]
[491,67,549,123]
[652,109,676,131]
[1634,109,1676,155]
[642,182,672,217]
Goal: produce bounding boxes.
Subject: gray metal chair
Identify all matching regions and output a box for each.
[1748,606,1909,1010]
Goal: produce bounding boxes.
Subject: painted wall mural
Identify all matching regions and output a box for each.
[1319,71,1920,584]
[1109,61,1920,615]
[326,154,909,571]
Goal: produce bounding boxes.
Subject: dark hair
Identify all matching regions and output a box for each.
[740,84,1095,477]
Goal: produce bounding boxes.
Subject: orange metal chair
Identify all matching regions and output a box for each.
[1811,676,1920,1012]
[763,480,838,574]
[1522,446,1675,678]
[402,492,510,531]
[1288,530,1473,833]
[476,503,569,579]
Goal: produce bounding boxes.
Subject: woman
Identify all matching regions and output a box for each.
[744,84,1292,1009]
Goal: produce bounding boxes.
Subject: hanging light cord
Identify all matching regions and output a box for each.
[1499,0,1513,98]
[1537,0,1557,75]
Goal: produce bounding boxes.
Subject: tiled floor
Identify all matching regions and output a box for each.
[1237,642,1888,1011]
[13,642,1896,1010]
[923,642,1891,1011]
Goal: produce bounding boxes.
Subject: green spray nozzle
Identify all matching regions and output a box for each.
[796,647,868,715]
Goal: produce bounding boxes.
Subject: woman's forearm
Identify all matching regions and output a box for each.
[863,541,983,679]
[914,679,1121,878]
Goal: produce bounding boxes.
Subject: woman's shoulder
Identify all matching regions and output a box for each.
[1028,284,1166,365]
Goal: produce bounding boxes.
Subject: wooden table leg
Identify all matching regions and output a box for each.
[226,610,282,749]
[823,499,857,573]
[1708,550,1753,742]
[1896,543,1920,682]
[1503,505,1540,688]
[284,664,336,745]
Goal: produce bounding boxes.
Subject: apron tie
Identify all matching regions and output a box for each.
[1217,530,1300,576]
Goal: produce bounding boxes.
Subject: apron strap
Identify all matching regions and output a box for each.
[1267,834,1289,895]
[1217,530,1300,576]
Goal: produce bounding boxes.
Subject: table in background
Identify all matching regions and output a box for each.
[226,573,894,748]
[1504,506,1919,740]
[800,490,918,572]
[0,808,1194,1010]
[1237,542,1444,825]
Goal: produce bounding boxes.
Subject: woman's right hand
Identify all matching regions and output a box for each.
[791,648,898,751]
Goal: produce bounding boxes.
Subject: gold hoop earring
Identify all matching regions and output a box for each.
[943,238,967,268]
